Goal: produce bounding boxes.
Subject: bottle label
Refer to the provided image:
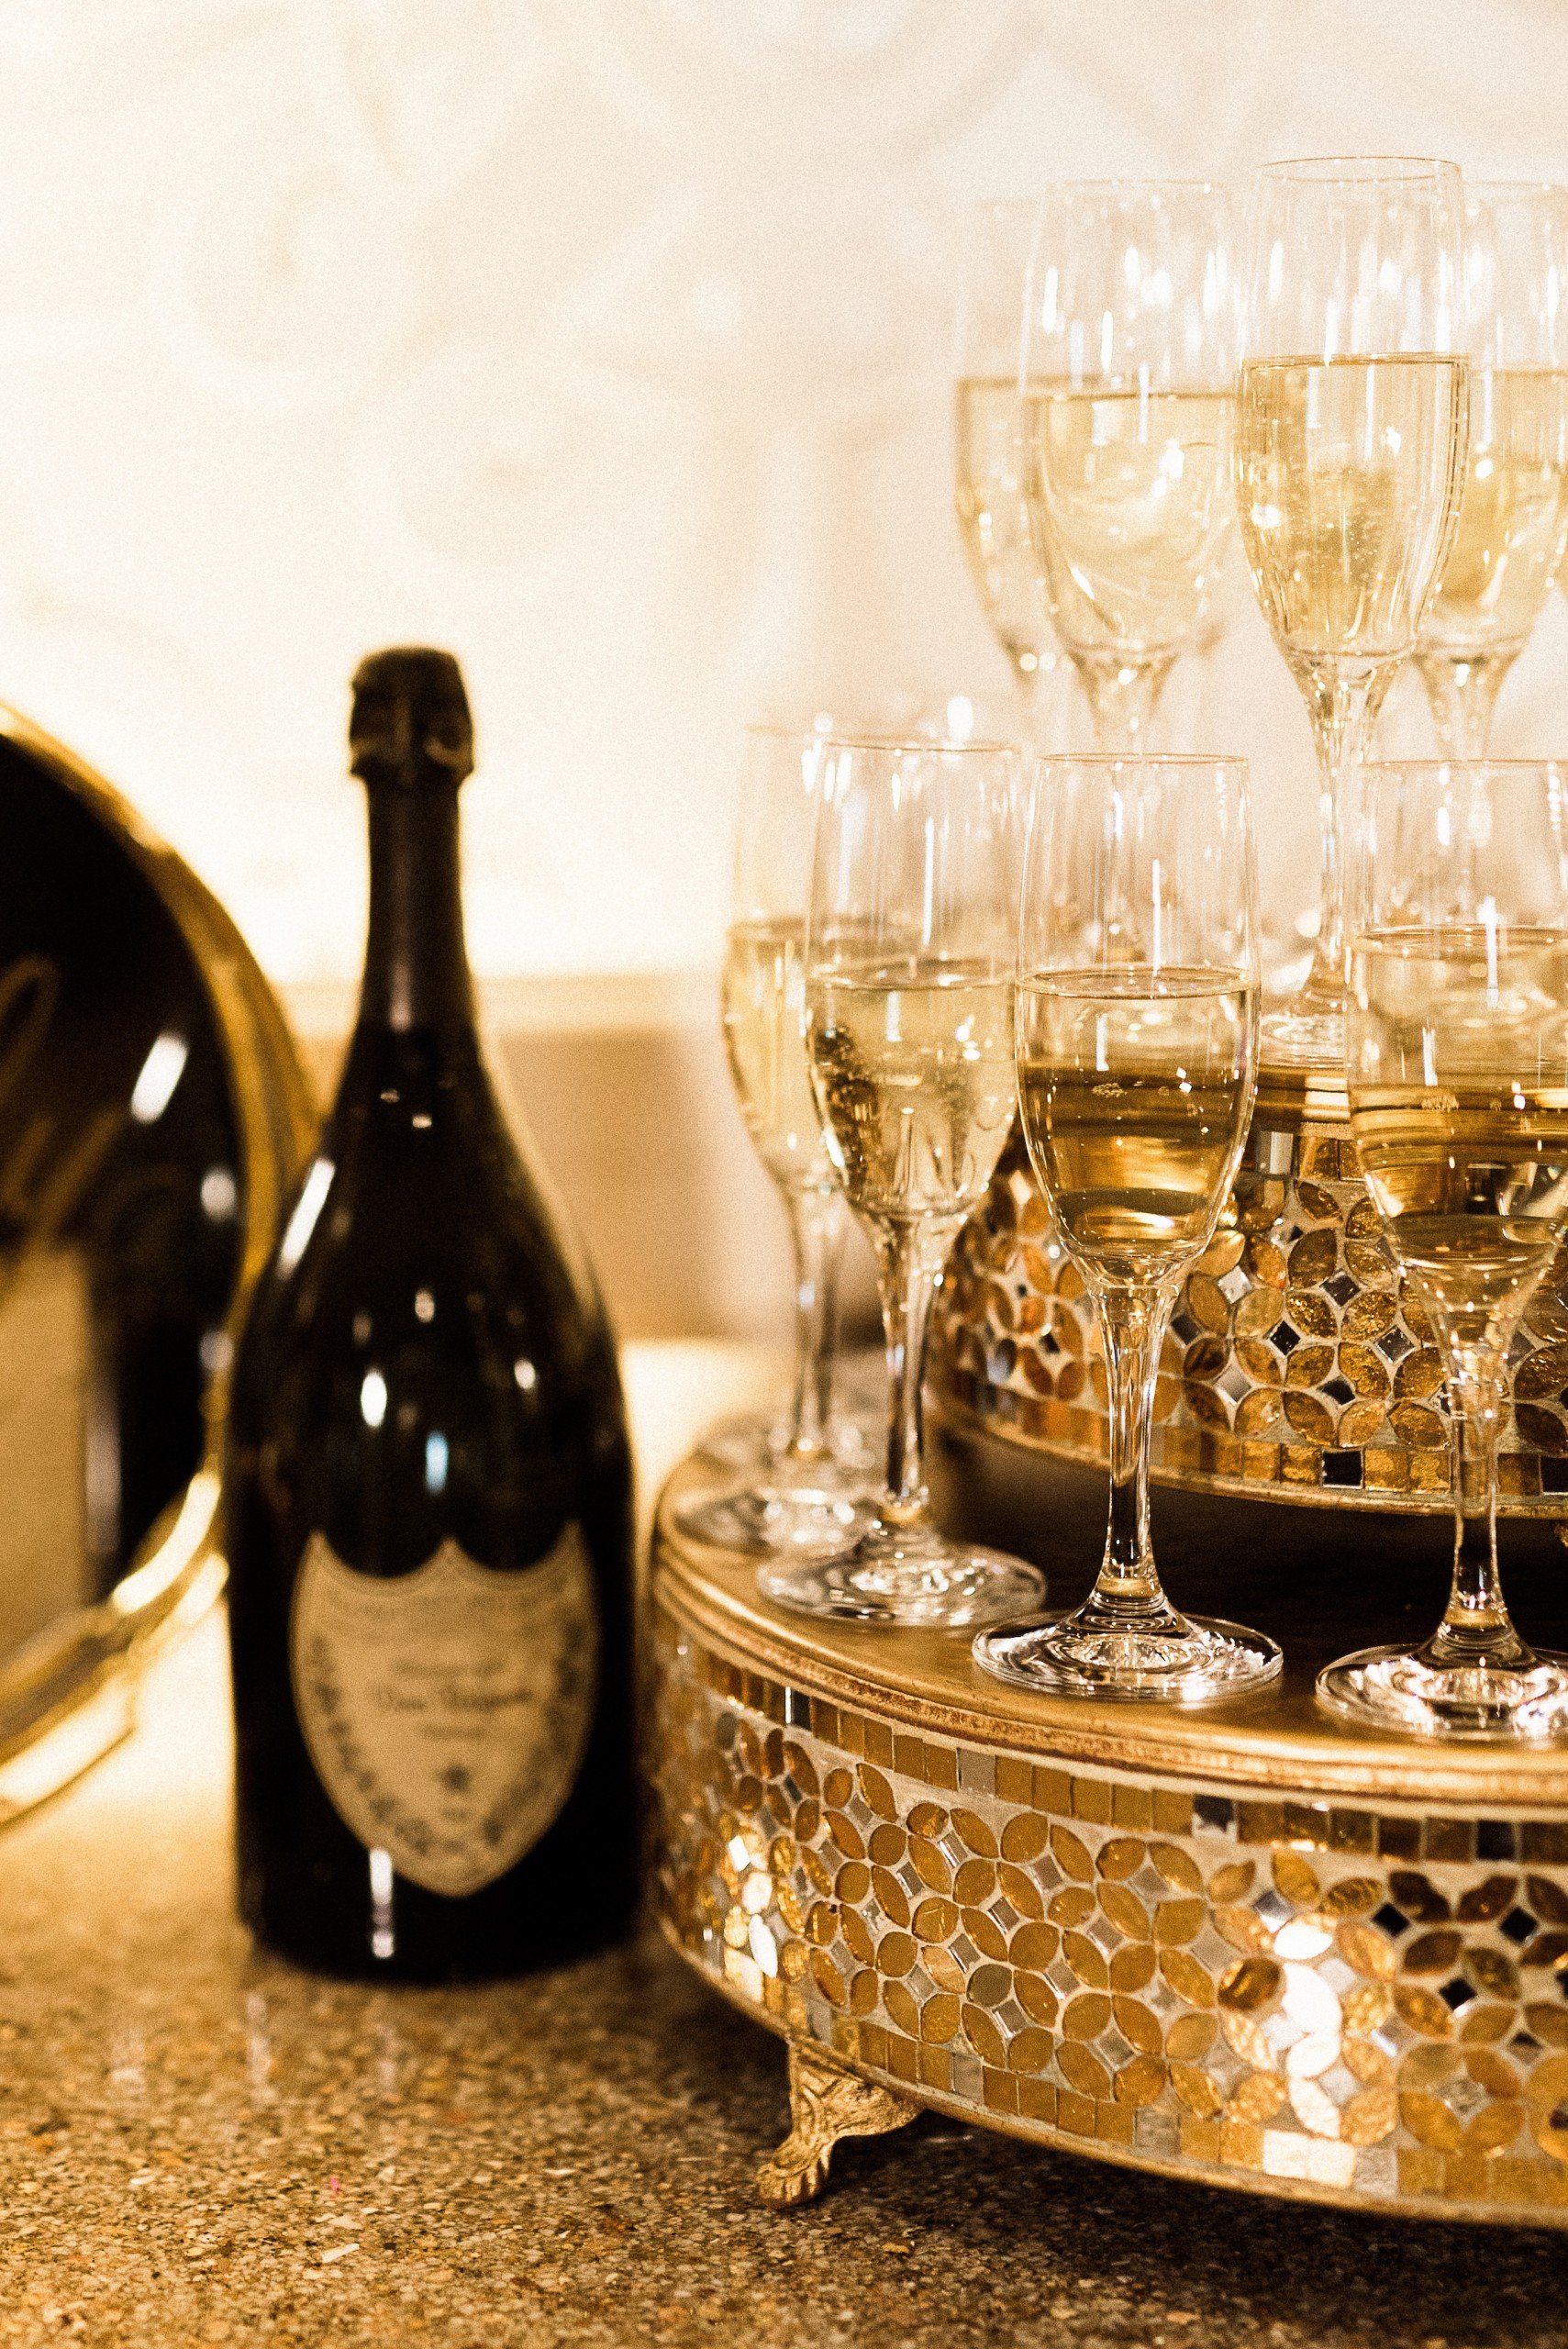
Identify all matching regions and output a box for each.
[289,1526,598,1898]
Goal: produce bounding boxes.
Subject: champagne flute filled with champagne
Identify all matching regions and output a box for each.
[1415,185,1568,757]
[680,726,873,1553]
[1234,157,1469,1063]
[975,755,1281,1702]
[758,738,1044,1626]
[1018,182,1237,751]
[1318,761,1568,1742]
[953,200,1061,718]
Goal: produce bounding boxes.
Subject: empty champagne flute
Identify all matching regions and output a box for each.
[757,737,1045,1626]
[975,755,1281,1702]
[1318,760,1568,1742]
[1234,156,1469,1063]
[1019,182,1237,750]
[679,727,872,1553]
[1415,184,1568,757]
[953,200,1061,714]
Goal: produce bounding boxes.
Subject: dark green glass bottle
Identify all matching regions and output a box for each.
[223,648,637,1980]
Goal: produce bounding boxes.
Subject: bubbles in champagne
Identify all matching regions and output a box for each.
[1419,367,1568,658]
[807,960,1015,1223]
[1350,928,1568,1351]
[1026,385,1233,659]
[953,376,1053,682]
[1017,965,1255,1286]
[721,917,835,1192]
[1234,355,1467,663]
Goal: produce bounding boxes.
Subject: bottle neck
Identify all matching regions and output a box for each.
[357,784,475,1033]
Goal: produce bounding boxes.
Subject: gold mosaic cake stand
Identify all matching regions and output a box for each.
[649,1441,1568,2230]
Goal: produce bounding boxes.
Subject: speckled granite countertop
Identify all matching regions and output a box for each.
[0,1349,1562,2348]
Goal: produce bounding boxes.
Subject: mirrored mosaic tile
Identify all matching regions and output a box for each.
[651,1618,1568,2224]
[932,1120,1568,1508]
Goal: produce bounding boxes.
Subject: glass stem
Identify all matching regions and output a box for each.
[1078,654,1172,752]
[1417,651,1510,761]
[1296,662,1390,1012]
[1077,1283,1183,1629]
[1422,1355,1533,1672]
[781,1188,846,1461]
[1013,653,1039,751]
[873,1220,945,1527]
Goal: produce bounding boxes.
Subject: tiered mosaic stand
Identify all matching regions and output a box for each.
[649,1445,1568,2228]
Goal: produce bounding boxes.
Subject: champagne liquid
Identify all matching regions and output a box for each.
[1420,368,1568,657]
[1235,356,1468,661]
[721,918,833,1192]
[1026,386,1233,657]
[1018,966,1255,1284]
[954,376,1054,679]
[808,961,1015,1223]
[1351,928,1568,1347]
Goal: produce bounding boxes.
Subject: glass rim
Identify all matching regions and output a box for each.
[1029,751,1250,774]
[1359,756,1568,776]
[815,731,1022,758]
[1257,154,1462,183]
[1028,176,1229,197]
[1466,178,1568,201]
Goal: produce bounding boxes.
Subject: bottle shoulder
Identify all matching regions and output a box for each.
[231,1022,619,1432]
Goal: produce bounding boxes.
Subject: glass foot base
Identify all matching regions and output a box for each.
[758,1528,1042,1630]
[674,1483,870,1558]
[974,1612,1283,1706]
[1260,1003,1344,1070]
[1317,1644,1568,1743]
[696,1411,878,1478]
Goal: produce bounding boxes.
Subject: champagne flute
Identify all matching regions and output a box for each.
[758,737,1045,1626]
[1018,182,1237,751]
[1415,184,1568,757]
[679,728,872,1553]
[953,200,1061,714]
[1234,156,1469,1063]
[974,755,1281,1702]
[1318,760,1568,1742]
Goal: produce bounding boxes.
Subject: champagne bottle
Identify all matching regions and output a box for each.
[223,648,637,1980]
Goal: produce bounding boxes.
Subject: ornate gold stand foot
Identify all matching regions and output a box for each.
[756,2043,920,2209]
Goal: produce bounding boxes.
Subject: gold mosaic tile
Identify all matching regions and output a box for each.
[932,1121,1568,1511]
[653,1610,1568,2226]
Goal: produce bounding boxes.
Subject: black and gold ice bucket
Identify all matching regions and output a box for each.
[931,1059,1568,1529]
[0,707,312,1816]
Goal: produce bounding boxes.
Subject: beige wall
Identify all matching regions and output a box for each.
[3,3,1568,999]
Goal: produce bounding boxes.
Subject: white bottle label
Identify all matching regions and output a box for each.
[289,1526,598,1898]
